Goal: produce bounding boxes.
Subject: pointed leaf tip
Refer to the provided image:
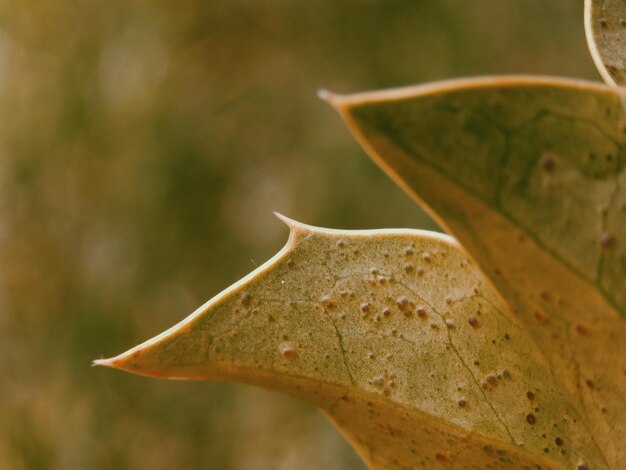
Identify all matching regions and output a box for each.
[92,357,116,368]
[273,211,296,227]
[317,88,332,101]
[317,88,344,109]
[273,212,315,236]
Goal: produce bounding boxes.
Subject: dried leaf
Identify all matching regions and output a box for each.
[585,0,626,85]
[97,215,608,469]
[327,76,626,469]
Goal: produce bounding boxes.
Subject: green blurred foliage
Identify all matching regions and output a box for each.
[0,1,598,469]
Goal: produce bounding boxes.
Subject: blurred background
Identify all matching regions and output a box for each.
[0,1,600,469]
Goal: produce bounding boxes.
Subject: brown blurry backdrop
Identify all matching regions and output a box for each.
[0,1,599,469]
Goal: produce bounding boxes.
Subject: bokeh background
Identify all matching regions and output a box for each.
[0,1,600,469]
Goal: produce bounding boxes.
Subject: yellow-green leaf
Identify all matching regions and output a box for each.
[98,216,607,469]
[585,0,626,85]
[327,76,626,469]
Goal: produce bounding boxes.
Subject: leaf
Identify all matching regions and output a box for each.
[585,0,626,85]
[325,76,626,469]
[98,215,607,469]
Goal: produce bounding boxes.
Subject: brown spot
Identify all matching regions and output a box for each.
[382,308,391,316]
[422,252,432,262]
[526,391,535,401]
[585,379,594,389]
[540,291,551,302]
[286,259,294,267]
[540,154,556,171]
[361,303,371,313]
[468,316,479,328]
[555,437,564,446]
[280,346,296,360]
[577,461,589,470]
[576,324,589,335]
[534,310,547,323]
[241,293,251,306]
[397,297,415,314]
[526,414,537,425]
[321,296,335,310]
[396,296,409,307]
[486,374,497,386]
[494,268,503,277]
[457,398,467,408]
[417,307,427,318]
[435,453,448,462]
[404,263,414,273]
[600,232,615,248]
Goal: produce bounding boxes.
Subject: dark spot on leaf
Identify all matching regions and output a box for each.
[468,316,479,328]
[280,346,296,360]
[526,414,537,425]
[321,296,336,310]
[540,154,556,171]
[576,324,589,335]
[555,437,563,446]
[600,232,615,248]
